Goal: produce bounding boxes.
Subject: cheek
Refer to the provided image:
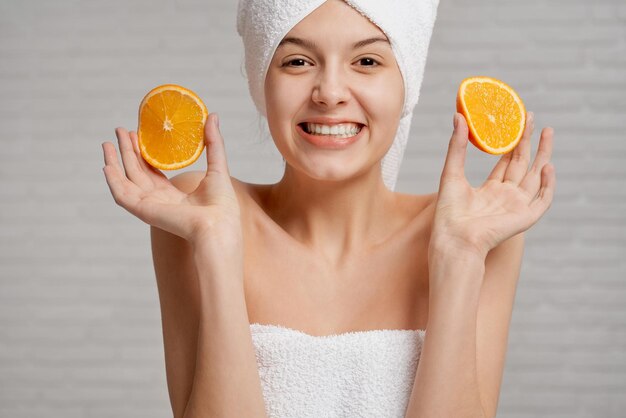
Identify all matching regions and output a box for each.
[356,76,404,153]
[266,73,307,115]
[361,77,404,123]
[383,76,404,116]
[265,74,285,117]
[264,73,307,149]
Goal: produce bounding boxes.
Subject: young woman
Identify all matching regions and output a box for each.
[102,1,556,417]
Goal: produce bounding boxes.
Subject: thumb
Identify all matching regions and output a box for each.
[441,113,469,181]
[204,113,231,177]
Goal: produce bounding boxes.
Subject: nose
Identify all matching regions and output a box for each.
[311,63,350,108]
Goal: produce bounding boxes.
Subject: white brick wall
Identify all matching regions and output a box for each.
[1,0,624,417]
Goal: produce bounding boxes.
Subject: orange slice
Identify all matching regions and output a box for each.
[456,76,526,155]
[138,84,208,170]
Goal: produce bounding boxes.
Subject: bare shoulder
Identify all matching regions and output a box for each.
[421,191,438,211]
[399,189,437,207]
[169,170,244,190]
[168,170,204,191]
[169,170,251,203]
[394,190,438,222]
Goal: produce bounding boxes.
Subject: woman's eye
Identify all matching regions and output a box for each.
[358,57,379,67]
[284,58,309,67]
[283,57,379,67]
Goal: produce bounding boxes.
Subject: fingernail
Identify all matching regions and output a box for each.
[453,113,459,129]
[215,113,220,129]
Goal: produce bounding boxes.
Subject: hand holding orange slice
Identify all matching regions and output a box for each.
[138,84,208,170]
[456,76,526,155]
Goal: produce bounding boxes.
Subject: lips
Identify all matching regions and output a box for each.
[298,120,365,130]
[296,122,366,150]
[297,117,366,126]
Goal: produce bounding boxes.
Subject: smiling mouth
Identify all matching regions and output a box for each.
[298,122,364,138]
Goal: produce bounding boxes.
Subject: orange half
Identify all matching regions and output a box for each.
[138,84,208,170]
[456,76,526,155]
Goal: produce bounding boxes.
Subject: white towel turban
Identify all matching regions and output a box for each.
[236,0,439,191]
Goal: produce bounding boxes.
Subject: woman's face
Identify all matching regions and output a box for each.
[264,0,404,183]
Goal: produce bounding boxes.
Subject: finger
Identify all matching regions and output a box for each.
[502,111,533,185]
[529,162,556,220]
[102,141,142,209]
[128,130,169,185]
[204,113,231,177]
[116,127,153,190]
[519,127,554,200]
[487,112,534,182]
[486,149,512,183]
[441,113,469,182]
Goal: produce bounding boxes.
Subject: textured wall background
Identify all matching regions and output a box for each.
[1,0,625,417]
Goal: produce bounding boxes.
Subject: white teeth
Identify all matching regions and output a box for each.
[304,122,362,137]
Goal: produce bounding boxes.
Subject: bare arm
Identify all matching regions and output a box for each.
[151,225,200,418]
[151,173,267,418]
[405,249,488,418]
[404,112,554,417]
[181,234,268,418]
[104,115,268,417]
[404,233,525,418]
[152,226,268,418]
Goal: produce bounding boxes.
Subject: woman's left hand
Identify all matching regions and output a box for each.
[429,112,556,259]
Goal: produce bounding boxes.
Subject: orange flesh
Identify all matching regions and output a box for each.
[457,76,526,155]
[138,85,207,170]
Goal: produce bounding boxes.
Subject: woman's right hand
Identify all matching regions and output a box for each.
[101,113,242,246]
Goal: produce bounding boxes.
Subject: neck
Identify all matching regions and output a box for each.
[265,163,397,267]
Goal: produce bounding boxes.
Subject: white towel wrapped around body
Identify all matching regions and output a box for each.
[250,323,427,418]
[237,0,440,191]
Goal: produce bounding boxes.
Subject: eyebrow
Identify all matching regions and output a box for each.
[277,36,390,51]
